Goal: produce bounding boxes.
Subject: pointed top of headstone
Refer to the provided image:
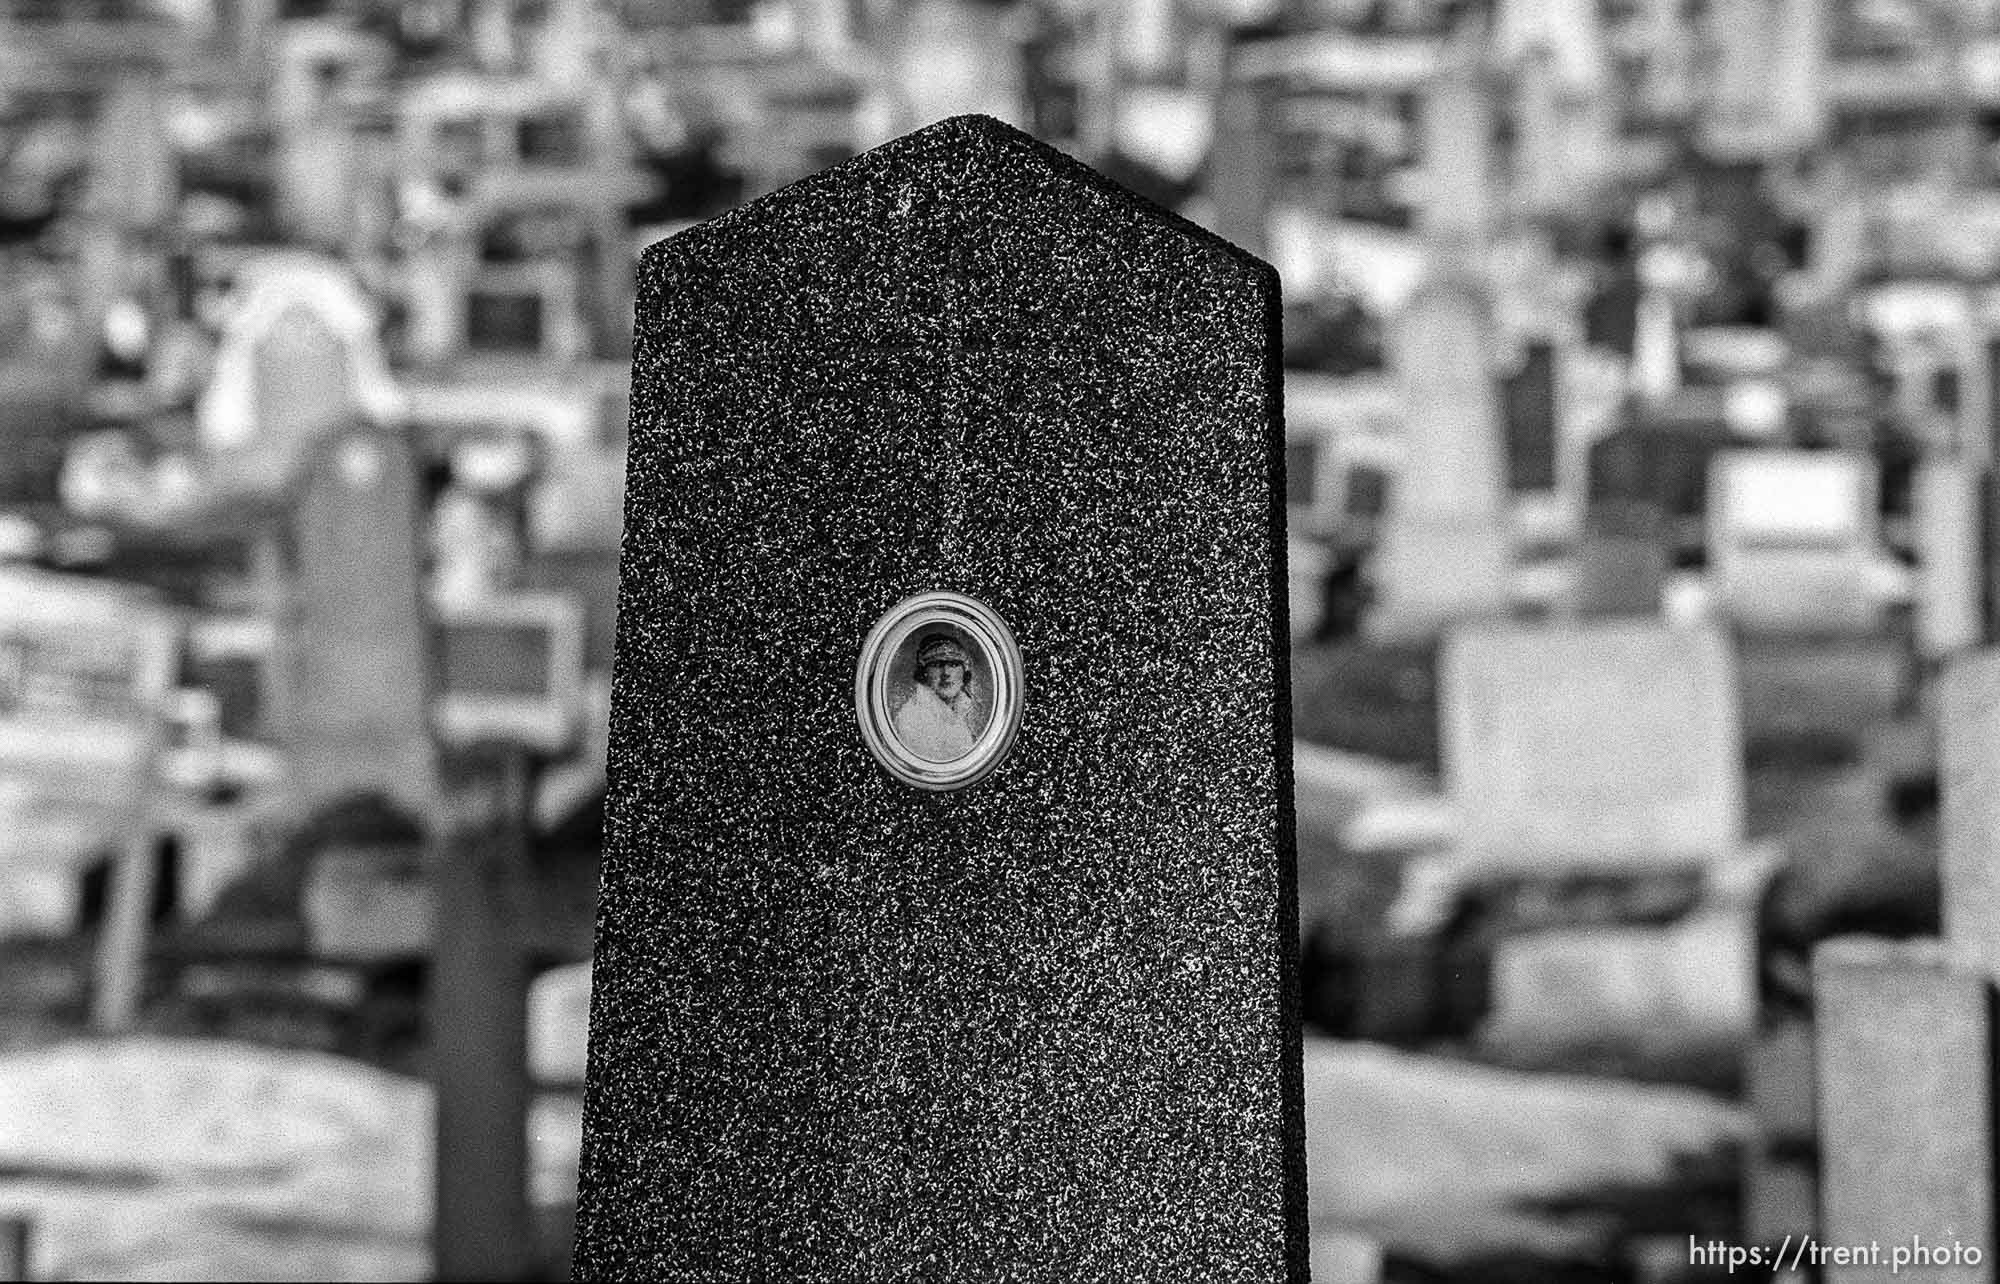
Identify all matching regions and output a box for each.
[639,115,1275,353]
[651,114,1266,267]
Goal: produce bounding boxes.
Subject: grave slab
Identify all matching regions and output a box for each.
[574,116,1305,1281]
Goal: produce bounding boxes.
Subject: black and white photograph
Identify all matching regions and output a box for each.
[888,627,990,762]
[0,0,1994,1280]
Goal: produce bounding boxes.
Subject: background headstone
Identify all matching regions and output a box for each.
[197,255,403,461]
[1943,652,2000,979]
[1440,620,1743,869]
[1309,1231,1383,1284]
[1707,449,1886,636]
[1743,1016,1818,1244]
[0,570,178,1030]
[1813,937,1993,1283]
[1500,337,1560,496]
[286,426,435,818]
[1571,501,1669,617]
[251,307,357,458]
[1415,39,1491,252]
[1368,269,1512,639]
[1209,74,1274,257]
[1917,457,1983,661]
[430,745,534,1283]
[90,75,175,232]
[0,1217,27,1283]
[1369,31,1509,640]
[1746,1016,1816,1149]
[1744,1150,1818,1246]
[574,116,1305,1281]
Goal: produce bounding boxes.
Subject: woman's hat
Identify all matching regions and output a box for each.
[915,634,969,667]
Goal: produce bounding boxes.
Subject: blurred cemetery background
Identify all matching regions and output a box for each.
[0,0,1995,1279]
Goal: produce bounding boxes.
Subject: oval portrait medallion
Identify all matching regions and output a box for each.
[855,592,1023,791]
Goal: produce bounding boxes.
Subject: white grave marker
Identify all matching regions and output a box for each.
[1707,449,1887,635]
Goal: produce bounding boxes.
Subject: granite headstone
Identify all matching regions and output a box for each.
[1480,911,1754,1058]
[574,116,1305,1280]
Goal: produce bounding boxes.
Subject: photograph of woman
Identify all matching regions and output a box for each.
[890,630,989,762]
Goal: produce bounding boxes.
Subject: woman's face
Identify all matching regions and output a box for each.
[923,659,967,701]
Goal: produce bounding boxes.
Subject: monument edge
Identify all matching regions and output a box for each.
[1260,261,1310,1284]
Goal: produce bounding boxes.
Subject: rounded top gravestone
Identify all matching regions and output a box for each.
[198,254,404,459]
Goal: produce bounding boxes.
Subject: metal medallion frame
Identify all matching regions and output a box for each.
[855,591,1023,791]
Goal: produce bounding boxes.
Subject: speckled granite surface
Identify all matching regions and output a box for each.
[574,115,1303,1283]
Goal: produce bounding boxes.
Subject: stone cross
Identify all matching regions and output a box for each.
[573,116,1305,1281]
